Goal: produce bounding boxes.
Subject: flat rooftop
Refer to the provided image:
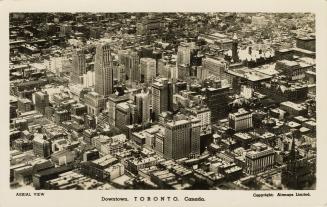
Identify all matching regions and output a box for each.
[226,67,272,82]
[165,119,190,127]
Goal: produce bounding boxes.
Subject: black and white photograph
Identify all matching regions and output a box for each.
[1,0,327,207]
[8,11,317,191]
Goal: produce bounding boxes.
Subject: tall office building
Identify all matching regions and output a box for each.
[107,94,130,126]
[115,102,137,134]
[245,142,275,175]
[95,43,113,97]
[164,120,191,160]
[130,51,141,82]
[71,49,86,84]
[196,66,208,81]
[83,92,106,116]
[116,65,126,83]
[53,109,70,124]
[163,117,201,159]
[33,134,51,158]
[140,58,156,84]
[177,42,195,66]
[203,84,230,122]
[176,43,196,80]
[190,118,201,156]
[118,50,140,84]
[177,64,189,80]
[157,59,171,79]
[152,78,173,121]
[17,98,32,113]
[202,57,227,80]
[135,90,150,125]
[82,70,95,87]
[229,108,253,131]
[185,106,212,136]
[32,91,49,115]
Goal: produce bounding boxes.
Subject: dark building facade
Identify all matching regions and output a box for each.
[203,86,230,122]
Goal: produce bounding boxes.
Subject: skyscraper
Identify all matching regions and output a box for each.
[140,58,156,84]
[95,43,113,97]
[32,91,49,115]
[190,117,201,156]
[157,59,169,79]
[130,51,141,83]
[163,117,201,159]
[185,105,212,136]
[202,57,227,80]
[177,64,189,80]
[245,142,275,175]
[33,134,51,158]
[151,78,173,121]
[229,108,253,131]
[177,42,194,66]
[176,42,197,81]
[115,102,137,134]
[71,49,86,84]
[82,70,95,87]
[118,50,140,84]
[203,84,230,122]
[107,94,130,126]
[135,90,150,125]
[164,119,191,160]
[83,91,106,116]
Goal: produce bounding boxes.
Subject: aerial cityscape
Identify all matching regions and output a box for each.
[9,12,316,190]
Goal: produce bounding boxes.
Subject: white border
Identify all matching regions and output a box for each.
[1,0,327,207]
